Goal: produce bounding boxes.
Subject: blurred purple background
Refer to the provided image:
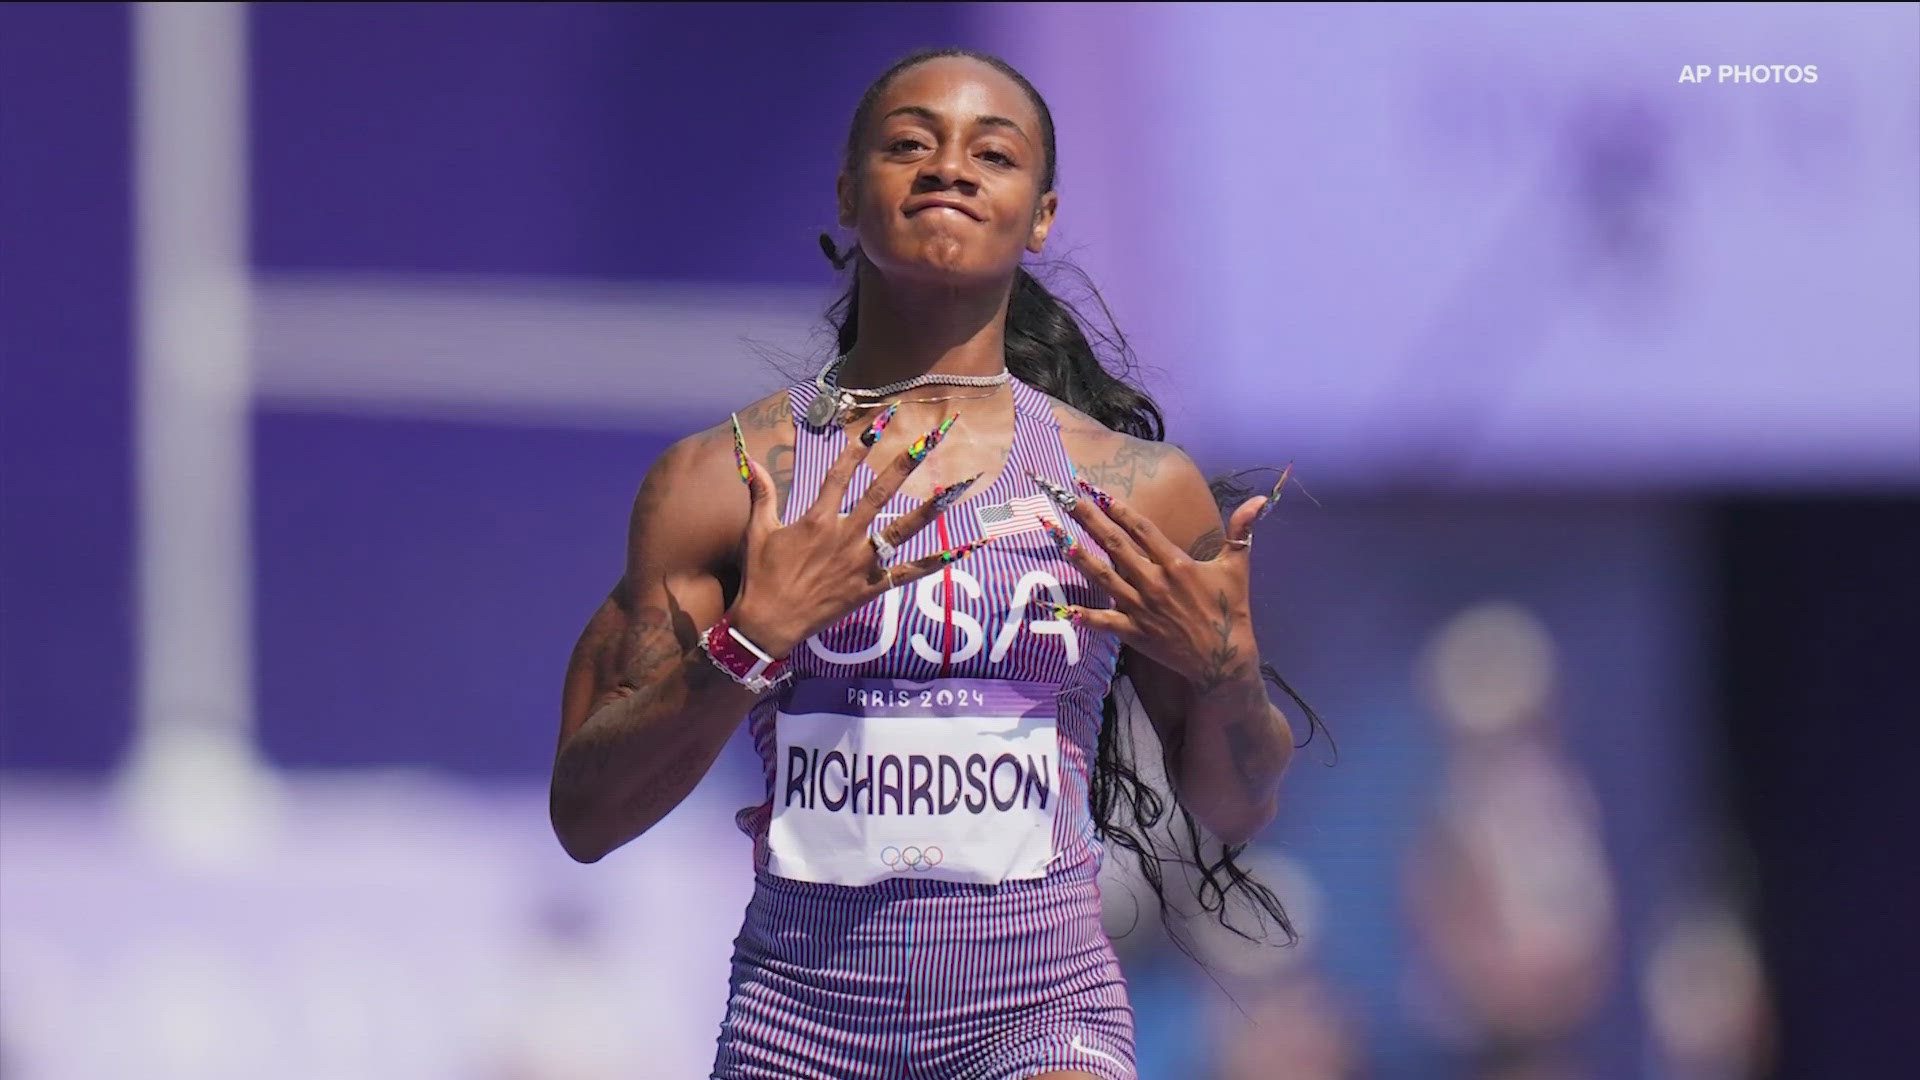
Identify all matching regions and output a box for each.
[2,3,1915,1078]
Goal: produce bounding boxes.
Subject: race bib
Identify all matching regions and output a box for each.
[766,677,1060,887]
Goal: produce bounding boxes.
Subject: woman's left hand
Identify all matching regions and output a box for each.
[1039,473,1278,692]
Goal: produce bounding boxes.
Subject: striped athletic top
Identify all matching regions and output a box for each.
[732,373,1122,880]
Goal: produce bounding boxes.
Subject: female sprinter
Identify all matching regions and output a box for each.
[551,47,1324,1080]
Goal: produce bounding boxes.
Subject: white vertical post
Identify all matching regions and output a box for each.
[123,1,277,863]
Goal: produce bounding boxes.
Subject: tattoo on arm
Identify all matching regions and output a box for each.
[1194,632,1281,794]
[558,580,721,799]
[619,606,688,693]
[1053,399,1283,801]
[1193,591,1252,696]
[1221,703,1284,792]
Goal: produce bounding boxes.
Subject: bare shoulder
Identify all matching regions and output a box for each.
[1037,392,1223,556]
[624,387,793,580]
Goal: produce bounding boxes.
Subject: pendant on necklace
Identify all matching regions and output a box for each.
[805,389,847,428]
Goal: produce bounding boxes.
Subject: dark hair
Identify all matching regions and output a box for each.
[821,47,1335,961]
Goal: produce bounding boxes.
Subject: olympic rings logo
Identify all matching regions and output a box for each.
[880,845,944,872]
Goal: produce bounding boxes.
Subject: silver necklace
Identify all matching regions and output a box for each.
[806,354,1012,427]
[838,383,1005,415]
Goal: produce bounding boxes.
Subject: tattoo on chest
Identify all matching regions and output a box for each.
[765,443,794,519]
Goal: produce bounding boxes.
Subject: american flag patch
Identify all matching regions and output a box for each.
[974,493,1056,540]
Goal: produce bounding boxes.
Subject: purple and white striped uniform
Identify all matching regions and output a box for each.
[712,376,1137,1079]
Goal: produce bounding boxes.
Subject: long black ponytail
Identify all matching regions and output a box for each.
[822,47,1335,960]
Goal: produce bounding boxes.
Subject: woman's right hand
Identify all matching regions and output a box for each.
[725,405,992,659]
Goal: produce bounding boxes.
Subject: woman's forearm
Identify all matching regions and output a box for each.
[1175,671,1294,848]
[550,613,763,863]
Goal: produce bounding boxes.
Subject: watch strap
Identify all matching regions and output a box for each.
[701,613,791,692]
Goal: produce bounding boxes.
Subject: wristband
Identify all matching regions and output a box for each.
[700,612,792,694]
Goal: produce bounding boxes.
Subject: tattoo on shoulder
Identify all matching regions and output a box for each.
[737,393,789,432]
[723,391,796,517]
[1077,438,1172,498]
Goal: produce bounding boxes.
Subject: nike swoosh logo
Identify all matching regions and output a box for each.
[1069,1033,1129,1071]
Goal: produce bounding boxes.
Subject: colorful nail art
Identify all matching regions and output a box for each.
[937,535,994,564]
[906,412,959,463]
[1256,460,1295,521]
[730,413,751,485]
[1072,475,1114,513]
[1040,516,1079,557]
[928,470,985,514]
[1028,469,1079,513]
[860,401,901,448]
[1050,602,1083,625]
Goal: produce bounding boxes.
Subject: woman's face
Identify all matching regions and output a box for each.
[838,57,1057,288]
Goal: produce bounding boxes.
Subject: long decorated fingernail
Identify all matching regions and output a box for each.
[1256,460,1295,521]
[860,401,901,447]
[927,470,985,514]
[1039,516,1079,557]
[731,413,752,485]
[1028,469,1078,513]
[1050,602,1083,625]
[906,412,959,463]
[937,535,994,564]
[1072,474,1114,513]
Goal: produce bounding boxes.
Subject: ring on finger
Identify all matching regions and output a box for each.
[1225,536,1253,549]
[869,533,897,562]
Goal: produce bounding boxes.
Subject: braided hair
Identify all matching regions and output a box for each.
[818,47,1335,959]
